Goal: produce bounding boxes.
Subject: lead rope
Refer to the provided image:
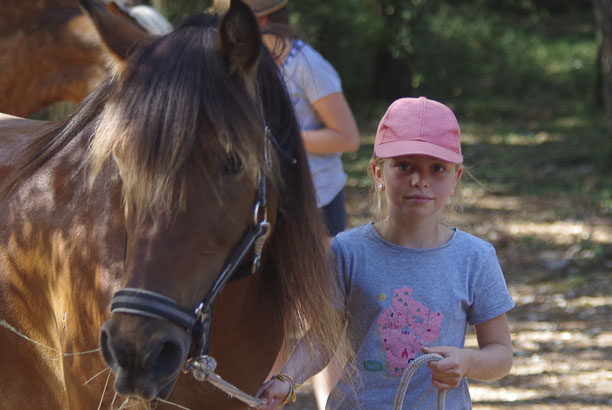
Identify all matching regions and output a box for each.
[393,353,446,410]
[185,353,446,410]
[184,355,263,408]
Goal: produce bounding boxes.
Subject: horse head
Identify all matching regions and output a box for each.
[80,0,286,400]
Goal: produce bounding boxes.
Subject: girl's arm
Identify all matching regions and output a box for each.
[422,313,513,390]
[301,92,360,155]
[256,331,332,409]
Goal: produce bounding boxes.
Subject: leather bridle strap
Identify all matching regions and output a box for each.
[111,288,197,330]
[110,215,268,328]
[109,81,285,363]
[110,173,271,359]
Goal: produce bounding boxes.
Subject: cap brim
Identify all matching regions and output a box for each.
[252,0,287,16]
[375,140,463,163]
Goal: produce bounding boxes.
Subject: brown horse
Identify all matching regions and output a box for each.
[0,0,171,118]
[0,0,345,408]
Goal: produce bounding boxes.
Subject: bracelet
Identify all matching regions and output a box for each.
[272,373,301,406]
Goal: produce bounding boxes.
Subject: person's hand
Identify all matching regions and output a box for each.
[421,346,469,390]
[255,376,292,409]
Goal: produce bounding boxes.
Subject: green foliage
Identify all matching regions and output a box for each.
[289,0,384,102]
[163,0,211,24]
[143,0,212,24]
[145,0,610,205]
[410,5,598,117]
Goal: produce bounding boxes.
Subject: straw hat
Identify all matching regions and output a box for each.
[243,0,288,17]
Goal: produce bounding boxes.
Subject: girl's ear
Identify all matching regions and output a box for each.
[453,165,464,190]
[371,158,384,187]
[257,15,269,26]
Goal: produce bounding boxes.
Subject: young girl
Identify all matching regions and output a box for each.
[256,97,514,409]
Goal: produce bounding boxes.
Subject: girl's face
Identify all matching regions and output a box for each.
[372,155,463,224]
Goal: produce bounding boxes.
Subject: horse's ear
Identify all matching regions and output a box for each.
[217,0,262,75]
[106,1,125,17]
[79,0,149,64]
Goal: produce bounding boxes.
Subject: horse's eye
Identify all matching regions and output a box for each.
[221,153,243,175]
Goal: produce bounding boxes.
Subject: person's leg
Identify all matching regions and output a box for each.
[321,189,346,236]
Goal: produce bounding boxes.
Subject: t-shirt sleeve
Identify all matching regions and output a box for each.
[295,44,342,104]
[330,236,350,301]
[467,247,515,326]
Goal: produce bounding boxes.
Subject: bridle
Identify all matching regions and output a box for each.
[111,173,271,360]
[109,83,294,369]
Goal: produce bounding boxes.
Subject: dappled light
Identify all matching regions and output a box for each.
[463,132,565,146]
[504,220,610,244]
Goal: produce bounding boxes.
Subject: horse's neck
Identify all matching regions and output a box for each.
[0,114,58,167]
[0,114,125,271]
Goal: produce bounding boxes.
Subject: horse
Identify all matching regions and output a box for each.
[0,0,172,118]
[0,0,346,408]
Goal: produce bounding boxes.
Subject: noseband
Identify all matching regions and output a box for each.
[109,85,293,365]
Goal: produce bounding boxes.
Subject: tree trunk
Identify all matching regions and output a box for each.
[151,0,167,11]
[593,0,612,164]
[595,0,612,117]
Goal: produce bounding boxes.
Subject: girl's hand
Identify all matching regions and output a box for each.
[255,377,292,409]
[421,346,469,390]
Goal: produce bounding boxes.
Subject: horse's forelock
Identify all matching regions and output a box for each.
[88,19,267,220]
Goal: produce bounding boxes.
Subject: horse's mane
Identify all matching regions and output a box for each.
[2,9,346,363]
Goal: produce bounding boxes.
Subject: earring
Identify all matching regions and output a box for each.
[378,183,384,190]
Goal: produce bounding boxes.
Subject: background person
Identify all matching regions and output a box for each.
[245,0,360,237]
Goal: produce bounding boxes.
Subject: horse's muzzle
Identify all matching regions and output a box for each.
[100,314,190,400]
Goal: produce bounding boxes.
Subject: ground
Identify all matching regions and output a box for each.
[286,147,612,409]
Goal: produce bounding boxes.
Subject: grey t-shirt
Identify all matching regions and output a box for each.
[328,223,515,409]
[280,40,346,207]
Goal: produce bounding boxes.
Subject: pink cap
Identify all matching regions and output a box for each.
[374,97,463,163]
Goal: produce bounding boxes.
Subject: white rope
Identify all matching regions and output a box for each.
[0,319,101,356]
[393,353,446,410]
[184,355,263,408]
[205,372,263,408]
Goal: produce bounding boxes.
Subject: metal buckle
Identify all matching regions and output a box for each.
[252,221,271,273]
[183,355,217,382]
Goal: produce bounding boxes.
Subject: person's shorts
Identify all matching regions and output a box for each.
[321,189,346,236]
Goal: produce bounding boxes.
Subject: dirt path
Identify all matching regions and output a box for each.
[287,189,612,409]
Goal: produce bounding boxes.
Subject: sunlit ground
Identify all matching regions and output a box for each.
[466,313,612,409]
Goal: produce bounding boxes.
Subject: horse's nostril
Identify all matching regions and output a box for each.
[100,322,128,369]
[99,327,116,367]
[100,317,189,399]
[150,340,185,379]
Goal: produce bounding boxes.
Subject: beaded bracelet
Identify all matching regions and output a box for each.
[272,373,301,406]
